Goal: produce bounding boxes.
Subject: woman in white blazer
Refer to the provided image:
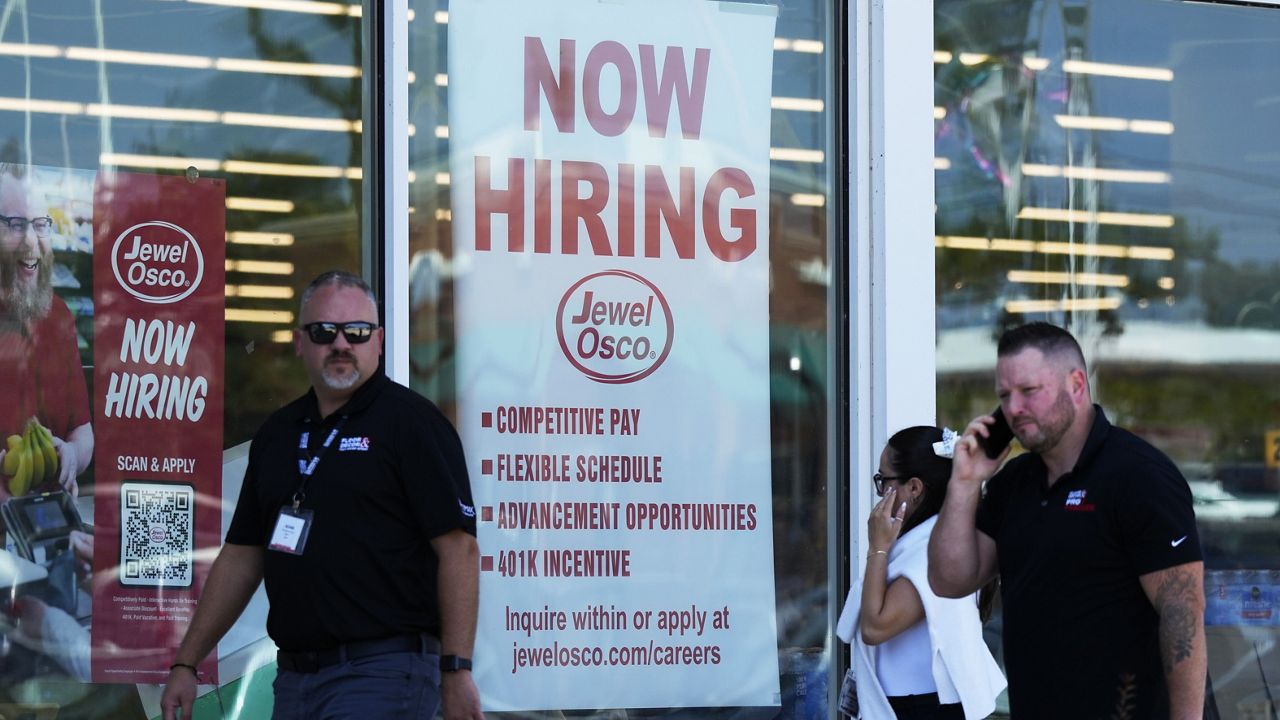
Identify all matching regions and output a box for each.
[837,426,1005,720]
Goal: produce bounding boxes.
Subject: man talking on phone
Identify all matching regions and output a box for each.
[929,322,1205,719]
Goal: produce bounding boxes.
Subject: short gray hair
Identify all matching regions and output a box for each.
[299,270,379,320]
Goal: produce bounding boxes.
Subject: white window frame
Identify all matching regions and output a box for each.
[848,0,937,578]
[379,0,411,384]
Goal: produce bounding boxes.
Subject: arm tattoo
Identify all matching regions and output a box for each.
[1153,567,1198,673]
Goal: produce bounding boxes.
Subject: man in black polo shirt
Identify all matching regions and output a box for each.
[161,271,484,720]
[929,322,1205,719]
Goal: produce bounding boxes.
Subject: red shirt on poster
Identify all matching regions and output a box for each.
[0,295,90,443]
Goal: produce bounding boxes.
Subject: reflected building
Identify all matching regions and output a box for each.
[935,0,1280,714]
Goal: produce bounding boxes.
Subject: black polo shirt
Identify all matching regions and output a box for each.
[226,371,476,651]
[976,405,1200,719]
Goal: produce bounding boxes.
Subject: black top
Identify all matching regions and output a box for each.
[976,405,1201,719]
[226,372,476,651]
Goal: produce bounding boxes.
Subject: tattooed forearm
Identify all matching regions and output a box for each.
[1141,561,1206,719]
[1152,567,1199,672]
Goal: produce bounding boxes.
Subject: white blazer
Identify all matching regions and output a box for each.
[836,515,1006,720]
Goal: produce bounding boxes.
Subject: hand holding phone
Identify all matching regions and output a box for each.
[975,407,1014,459]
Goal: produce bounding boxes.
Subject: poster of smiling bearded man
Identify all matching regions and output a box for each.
[0,163,96,684]
[0,164,94,504]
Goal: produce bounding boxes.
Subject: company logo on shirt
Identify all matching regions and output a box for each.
[459,500,476,518]
[339,436,371,452]
[1064,489,1096,512]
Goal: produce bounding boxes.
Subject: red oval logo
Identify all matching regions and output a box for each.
[556,270,673,384]
[111,221,204,304]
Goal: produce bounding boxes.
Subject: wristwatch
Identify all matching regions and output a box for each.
[440,655,472,672]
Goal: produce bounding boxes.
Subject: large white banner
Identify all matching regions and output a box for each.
[449,0,779,710]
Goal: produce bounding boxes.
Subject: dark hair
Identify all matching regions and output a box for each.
[885,426,952,536]
[299,270,379,318]
[997,321,1086,371]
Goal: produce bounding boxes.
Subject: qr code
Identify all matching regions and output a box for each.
[120,481,194,587]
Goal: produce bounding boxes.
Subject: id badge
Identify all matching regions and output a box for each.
[268,506,314,555]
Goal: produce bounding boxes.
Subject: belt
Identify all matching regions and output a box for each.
[276,633,441,674]
[887,692,942,711]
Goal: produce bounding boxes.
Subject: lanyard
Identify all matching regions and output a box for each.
[293,415,347,510]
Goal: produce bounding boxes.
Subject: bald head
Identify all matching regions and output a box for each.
[0,166,53,325]
[0,167,28,247]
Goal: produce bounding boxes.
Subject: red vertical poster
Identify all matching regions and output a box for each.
[90,172,225,683]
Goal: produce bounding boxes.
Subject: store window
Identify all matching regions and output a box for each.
[408,0,840,715]
[935,0,1280,714]
[0,1,365,717]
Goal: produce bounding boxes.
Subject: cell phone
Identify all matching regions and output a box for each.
[977,407,1014,459]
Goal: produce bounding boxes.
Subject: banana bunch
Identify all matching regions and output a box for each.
[3,417,59,496]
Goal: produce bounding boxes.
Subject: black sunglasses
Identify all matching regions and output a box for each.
[873,471,907,494]
[301,321,379,345]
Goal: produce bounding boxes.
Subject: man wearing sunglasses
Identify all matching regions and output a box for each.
[162,271,484,720]
[0,165,94,502]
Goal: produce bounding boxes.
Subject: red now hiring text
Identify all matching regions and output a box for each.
[473,38,757,263]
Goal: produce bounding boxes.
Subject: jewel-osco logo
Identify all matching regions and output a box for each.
[557,270,673,384]
[111,221,204,304]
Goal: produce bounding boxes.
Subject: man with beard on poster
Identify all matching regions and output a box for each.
[0,165,94,502]
[0,166,95,682]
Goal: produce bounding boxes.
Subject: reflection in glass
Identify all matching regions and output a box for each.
[0,1,364,716]
[935,1,1280,715]
[408,0,838,716]
[0,1,365,446]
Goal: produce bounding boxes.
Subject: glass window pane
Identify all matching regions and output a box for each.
[0,3,365,443]
[0,1,363,715]
[936,1,1280,714]
[409,0,838,714]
